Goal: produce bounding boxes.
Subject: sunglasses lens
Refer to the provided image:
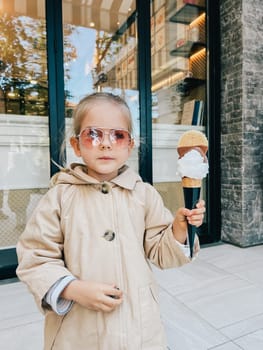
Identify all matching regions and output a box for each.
[110,130,130,146]
[80,128,103,147]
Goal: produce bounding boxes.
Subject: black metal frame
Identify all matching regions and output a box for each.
[203,0,221,244]
[46,0,66,176]
[0,248,17,280]
[136,0,153,184]
[177,0,221,245]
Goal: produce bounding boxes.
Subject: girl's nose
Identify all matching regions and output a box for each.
[99,132,112,149]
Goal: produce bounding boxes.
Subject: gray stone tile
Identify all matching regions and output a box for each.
[0,280,26,297]
[174,275,250,305]
[230,260,263,288]
[0,321,43,350]
[0,281,44,349]
[183,286,263,329]
[0,283,39,321]
[199,244,263,270]
[208,342,243,349]
[153,258,231,297]
[175,283,263,329]
[159,289,227,350]
[234,329,263,349]
[0,312,43,331]
[220,313,263,340]
[153,263,199,294]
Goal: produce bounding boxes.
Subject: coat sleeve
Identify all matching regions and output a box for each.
[16,185,73,313]
[143,183,198,269]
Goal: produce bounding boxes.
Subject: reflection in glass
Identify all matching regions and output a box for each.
[151,0,207,236]
[62,1,139,170]
[0,13,48,116]
[0,1,49,248]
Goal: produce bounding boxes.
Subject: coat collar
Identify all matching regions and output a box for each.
[52,163,142,191]
[111,165,142,190]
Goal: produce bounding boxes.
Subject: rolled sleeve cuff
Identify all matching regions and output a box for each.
[44,275,77,316]
[175,236,199,259]
[175,239,190,257]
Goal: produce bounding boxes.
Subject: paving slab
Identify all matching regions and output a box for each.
[1,243,263,350]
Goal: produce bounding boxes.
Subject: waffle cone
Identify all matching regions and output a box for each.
[182,177,202,188]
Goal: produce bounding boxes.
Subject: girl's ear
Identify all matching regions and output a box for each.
[128,138,135,154]
[70,136,81,157]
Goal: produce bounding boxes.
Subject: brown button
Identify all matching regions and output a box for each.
[103,230,115,241]
[101,183,110,194]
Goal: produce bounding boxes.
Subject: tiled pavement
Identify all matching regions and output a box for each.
[1,242,263,349]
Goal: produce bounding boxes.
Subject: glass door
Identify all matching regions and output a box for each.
[0,0,50,277]
[61,0,139,171]
[151,0,208,238]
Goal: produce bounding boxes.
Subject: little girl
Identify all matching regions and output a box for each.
[16,92,205,350]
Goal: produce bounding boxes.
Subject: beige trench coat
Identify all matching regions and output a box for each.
[16,164,194,350]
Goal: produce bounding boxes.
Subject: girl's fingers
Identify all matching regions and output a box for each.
[196,199,205,208]
[101,298,122,313]
[101,294,123,312]
[105,285,123,299]
[187,202,206,226]
[187,213,204,227]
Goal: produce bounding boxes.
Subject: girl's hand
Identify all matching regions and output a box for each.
[173,200,206,243]
[183,199,206,227]
[61,280,123,312]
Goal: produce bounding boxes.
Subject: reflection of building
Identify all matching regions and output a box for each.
[0,79,48,116]
[65,100,77,119]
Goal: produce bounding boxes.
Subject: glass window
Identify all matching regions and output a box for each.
[0,1,49,249]
[151,0,208,235]
[62,1,139,171]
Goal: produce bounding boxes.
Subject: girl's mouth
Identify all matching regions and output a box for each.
[99,157,114,160]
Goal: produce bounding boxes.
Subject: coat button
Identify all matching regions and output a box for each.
[101,183,110,194]
[103,230,115,241]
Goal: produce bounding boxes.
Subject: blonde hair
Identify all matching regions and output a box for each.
[72,92,133,136]
[58,93,133,168]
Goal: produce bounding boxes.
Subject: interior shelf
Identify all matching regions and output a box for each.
[170,41,206,57]
[175,77,205,94]
[183,77,205,88]
[169,4,205,24]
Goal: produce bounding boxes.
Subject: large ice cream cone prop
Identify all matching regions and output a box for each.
[182,177,202,188]
[182,185,201,258]
[177,130,209,258]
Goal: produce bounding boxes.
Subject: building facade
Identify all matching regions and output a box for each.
[220,0,263,246]
[0,0,262,279]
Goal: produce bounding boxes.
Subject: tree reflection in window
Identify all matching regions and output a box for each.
[0,13,76,116]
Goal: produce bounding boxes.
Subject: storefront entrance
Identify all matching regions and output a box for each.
[0,0,220,279]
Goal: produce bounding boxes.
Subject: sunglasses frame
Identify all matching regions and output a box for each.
[76,126,132,148]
